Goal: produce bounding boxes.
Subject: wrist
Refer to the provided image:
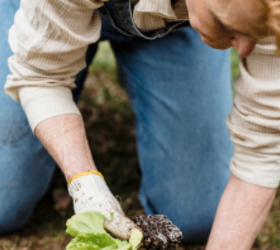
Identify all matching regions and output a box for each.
[67,170,104,186]
[64,165,98,182]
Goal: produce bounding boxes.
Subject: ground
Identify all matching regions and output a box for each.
[0,42,279,250]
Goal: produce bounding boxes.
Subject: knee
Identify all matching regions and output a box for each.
[145,186,219,244]
[0,201,32,235]
[171,214,214,244]
[0,183,38,235]
[146,196,217,244]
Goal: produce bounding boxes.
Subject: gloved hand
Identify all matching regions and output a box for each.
[68,170,142,240]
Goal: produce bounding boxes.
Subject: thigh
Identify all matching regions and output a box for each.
[0,1,99,233]
[0,2,98,232]
[0,1,54,234]
[111,27,233,243]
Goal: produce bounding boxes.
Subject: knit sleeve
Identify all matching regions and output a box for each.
[227,37,280,188]
[4,0,104,132]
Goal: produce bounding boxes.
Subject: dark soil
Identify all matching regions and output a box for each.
[131,215,183,250]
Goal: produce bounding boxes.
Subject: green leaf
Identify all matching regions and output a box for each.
[65,211,140,250]
[115,239,133,250]
[66,211,106,237]
[129,229,143,250]
[66,238,100,250]
[66,233,118,250]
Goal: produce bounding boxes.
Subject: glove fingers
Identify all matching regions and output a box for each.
[68,173,141,240]
[104,214,142,240]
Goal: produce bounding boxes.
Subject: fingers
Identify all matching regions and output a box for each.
[104,213,143,240]
[68,173,143,240]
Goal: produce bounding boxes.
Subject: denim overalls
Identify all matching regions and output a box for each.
[99,0,190,39]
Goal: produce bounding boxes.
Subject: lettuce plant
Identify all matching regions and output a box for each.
[66,211,142,250]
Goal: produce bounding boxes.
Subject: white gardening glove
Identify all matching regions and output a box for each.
[68,171,142,240]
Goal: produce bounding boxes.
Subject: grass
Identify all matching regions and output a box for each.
[0,42,279,250]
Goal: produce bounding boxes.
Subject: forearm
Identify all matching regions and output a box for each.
[35,114,141,240]
[35,114,97,181]
[206,174,276,250]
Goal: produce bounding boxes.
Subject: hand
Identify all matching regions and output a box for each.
[35,115,141,240]
[68,171,142,240]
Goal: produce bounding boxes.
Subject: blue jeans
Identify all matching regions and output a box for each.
[0,2,233,243]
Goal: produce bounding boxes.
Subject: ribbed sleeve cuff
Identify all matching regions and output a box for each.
[230,146,280,188]
[19,86,81,132]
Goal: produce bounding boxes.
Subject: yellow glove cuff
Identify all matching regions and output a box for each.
[67,170,104,187]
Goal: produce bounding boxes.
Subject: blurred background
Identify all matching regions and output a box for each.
[0,43,279,250]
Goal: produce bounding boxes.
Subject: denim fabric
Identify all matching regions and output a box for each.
[101,17,233,243]
[0,0,57,233]
[99,0,190,39]
[0,1,233,243]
